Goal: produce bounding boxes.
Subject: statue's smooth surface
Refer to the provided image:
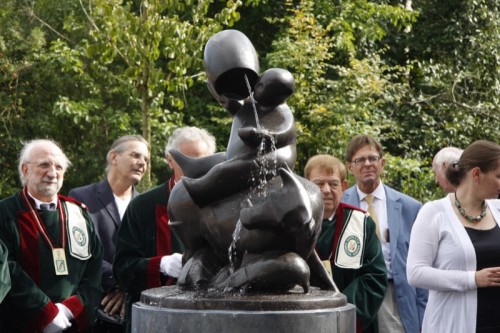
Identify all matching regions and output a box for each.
[168,29,336,293]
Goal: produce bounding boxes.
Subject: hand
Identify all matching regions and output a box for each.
[160,253,183,278]
[102,289,126,318]
[55,303,73,320]
[475,267,500,287]
[43,304,72,333]
[238,127,273,147]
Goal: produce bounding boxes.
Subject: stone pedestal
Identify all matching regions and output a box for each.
[131,286,356,333]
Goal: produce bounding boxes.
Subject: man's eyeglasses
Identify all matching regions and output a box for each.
[350,156,381,166]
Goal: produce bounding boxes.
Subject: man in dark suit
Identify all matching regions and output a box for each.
[69,135,149,332]
[114,126,217,333]
[342,134,427,333]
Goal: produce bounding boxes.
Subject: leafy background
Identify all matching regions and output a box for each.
[1,0,499,202]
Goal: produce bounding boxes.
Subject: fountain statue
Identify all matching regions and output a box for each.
[132,29,355,333]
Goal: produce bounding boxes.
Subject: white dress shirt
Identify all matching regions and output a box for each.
[357,182,392,277]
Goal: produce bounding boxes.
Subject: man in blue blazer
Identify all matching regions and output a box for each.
[69,135,149,333]
[342,134,427,333]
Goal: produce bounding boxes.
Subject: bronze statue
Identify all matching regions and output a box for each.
[168,29,336,293]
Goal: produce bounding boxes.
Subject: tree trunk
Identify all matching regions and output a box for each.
[140,0,152,188]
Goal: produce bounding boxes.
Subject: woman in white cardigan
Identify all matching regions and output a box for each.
[407,140,500,333]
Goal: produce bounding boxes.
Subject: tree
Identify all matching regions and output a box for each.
[48,0,244,190]
[264,0,434,199]
[397,0,500,156]
[1,0,497,203]
[0,0,85,196]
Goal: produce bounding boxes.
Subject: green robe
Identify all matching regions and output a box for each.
[114,178,184,332]
[0,191,103,333]
[0,239,10,302]
[317,202,387,333]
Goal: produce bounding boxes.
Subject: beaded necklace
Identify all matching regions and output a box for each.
[454,192,487,223]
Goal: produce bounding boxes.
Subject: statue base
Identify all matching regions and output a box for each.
[131,285,356,333]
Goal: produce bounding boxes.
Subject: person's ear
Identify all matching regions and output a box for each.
[346,162,354,174]
[471,167,481,184]
[165,154,173,169]
[110,151,119,165]
[22,163,29,177]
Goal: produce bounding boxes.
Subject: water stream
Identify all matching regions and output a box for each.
[228,73,278,274]
[244,74,261,130]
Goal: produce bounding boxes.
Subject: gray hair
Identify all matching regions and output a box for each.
[18,139,71,186]
[432,147,463,169]
[105,135,149,173]
[446,140,500,187]
[165,126,217,157]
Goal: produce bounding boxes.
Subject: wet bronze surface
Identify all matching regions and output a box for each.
[141,285,346,311]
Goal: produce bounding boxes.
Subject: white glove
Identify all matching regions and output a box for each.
[43,304,72,333]
[160,253,182,278]
[56,303,74,321]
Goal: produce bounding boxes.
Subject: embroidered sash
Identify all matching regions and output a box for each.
[334,210,366,269]
[65,201,91,260]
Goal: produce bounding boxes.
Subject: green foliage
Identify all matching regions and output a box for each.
[399,0,500,157]
[263,0,447,200]
[46,0,244,189]
[0,0,498,204]
[383,155,442,203]
[262,0,499,201]
[0,0,86,196]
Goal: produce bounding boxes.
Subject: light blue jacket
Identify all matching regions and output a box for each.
[342,184,427,333]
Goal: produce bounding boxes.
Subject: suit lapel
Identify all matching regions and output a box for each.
[342,187,360,207]
[345,185,402,259]
[384,185,402,259]
[96,180,121,227]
